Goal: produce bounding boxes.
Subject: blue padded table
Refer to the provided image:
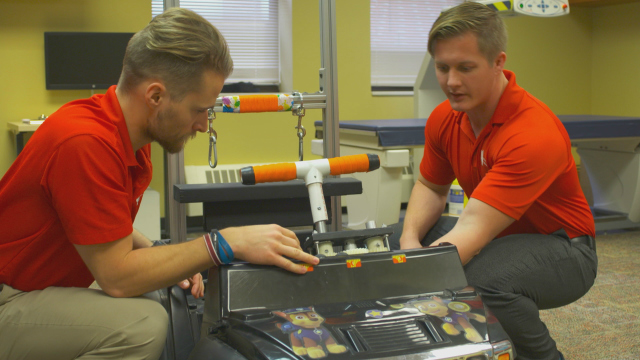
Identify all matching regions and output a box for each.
[314,115,640,231]
[313,119,430,229]
[314,118,427,147]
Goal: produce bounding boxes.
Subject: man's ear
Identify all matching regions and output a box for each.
[145,82,167,109]
[494,51,507,73]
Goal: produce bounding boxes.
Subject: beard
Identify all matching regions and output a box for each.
[147,107,196,154]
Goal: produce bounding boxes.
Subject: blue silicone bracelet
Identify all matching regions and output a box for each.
[216,231,234,263]
[211,232,230,264]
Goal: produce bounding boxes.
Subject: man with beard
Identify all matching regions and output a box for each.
[0,8,318,360]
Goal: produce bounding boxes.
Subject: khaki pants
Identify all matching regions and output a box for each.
[0,284,168,360]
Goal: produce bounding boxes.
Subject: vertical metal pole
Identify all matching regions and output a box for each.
[164,0,180,9]
[163,0,188,244]
[164,153,186,243]
[319,0,341,232]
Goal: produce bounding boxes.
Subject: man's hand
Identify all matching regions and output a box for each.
[219,225,319,274]
[431,198,515,264]
[399,236,423,250]
[399,176,450,250]
[178,272,205,298]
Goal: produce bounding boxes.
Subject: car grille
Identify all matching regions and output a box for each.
[339,317,445,353]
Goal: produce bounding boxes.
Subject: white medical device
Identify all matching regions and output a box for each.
[475,0,569,17]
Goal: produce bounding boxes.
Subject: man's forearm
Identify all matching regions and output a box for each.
[90,235,213,298]
[76,224,320,298]
[430,198,515,265]
[400,180,448,248]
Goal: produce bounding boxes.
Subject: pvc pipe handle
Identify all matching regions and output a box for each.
[241,154,380,185]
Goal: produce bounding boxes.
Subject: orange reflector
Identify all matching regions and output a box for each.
[392,255,407,264]
[498,353,510,360]
[302,264,314,272]
[346,259,361,268]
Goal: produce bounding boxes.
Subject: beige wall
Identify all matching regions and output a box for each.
[0,0,635,216]
[504,7,593,115]
[591,2,640,116]
[0,0,151,174]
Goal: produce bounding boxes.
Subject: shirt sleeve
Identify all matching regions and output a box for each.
[471,123,568,220]
[420,104,456,186]
[41,135,134,245]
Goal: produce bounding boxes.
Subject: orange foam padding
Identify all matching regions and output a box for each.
[329,154,371,176]
[239,95,279,113]
[253,162,298,183]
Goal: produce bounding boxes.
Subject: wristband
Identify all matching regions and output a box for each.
[216,234,230,264]
[212,230,234,264]
[203,233,222,266]
[151,240,168,247]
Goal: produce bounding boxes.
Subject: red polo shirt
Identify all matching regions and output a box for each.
[420,70,594,239]
[0,86,152,291]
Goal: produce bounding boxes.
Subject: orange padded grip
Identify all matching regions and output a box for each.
[329,154,371,176]
[253,163,297,183]
[240,95,279,113]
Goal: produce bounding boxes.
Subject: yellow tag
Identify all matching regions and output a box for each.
[346,259,361,268]
[392,255,407,264]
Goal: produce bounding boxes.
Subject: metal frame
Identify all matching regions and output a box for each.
[163,0,342,242]
[162,0,187,244]
[319,0,341,232]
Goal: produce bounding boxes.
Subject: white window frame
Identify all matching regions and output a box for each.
[152,0,292,92]
[370,0,462,96]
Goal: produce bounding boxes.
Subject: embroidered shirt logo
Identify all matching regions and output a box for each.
[136,196,142,206]
[481,150,488,167]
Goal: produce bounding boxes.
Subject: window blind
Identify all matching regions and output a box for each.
[152,0,280,85]
[370,0,462,88]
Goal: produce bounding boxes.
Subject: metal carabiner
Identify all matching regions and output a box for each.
[293,92,306,161]
[207,108,218,168]
[295,114,306,161]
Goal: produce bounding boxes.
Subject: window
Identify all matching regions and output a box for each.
[152,0,286,90]
[370,0,462,95]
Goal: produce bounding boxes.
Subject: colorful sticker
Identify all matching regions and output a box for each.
[365,309,384,319]
[221,96,240,113]
[408,297,486,343]
[448,301,471,313]
[274,307,348,358]
[392,254,406,264]
[278,93,294,111]
[346,259,361,268]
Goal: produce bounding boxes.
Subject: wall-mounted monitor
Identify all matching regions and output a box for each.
[44,32,135,90]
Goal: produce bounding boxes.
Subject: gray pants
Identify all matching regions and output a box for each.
[388,217,598,360]
[0,284,168,360]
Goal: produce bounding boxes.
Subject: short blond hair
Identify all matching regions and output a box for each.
[119,7,233,101]
[428,1,507,63]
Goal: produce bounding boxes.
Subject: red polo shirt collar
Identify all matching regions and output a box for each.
[490,70,526,125]
[100,85,139,167]
[458,69,524,142]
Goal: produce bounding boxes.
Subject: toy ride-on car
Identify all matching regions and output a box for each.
[185,154,515,360]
